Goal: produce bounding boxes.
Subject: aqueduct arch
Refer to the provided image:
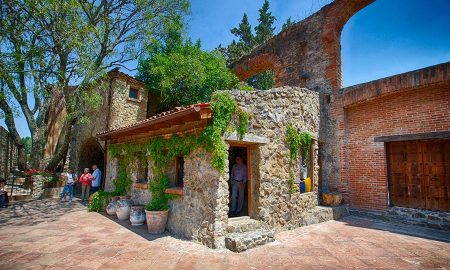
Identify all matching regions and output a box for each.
[231,0,375,91]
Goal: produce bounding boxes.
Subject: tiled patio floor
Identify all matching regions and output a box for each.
[0,199,449,270]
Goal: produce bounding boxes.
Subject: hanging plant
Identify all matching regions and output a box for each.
[285,124,312,193]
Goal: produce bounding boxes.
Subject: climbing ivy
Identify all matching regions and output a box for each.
[285,124,312,193]
[107,92,250,210]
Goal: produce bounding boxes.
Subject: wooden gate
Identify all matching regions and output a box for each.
[388,139,450,212]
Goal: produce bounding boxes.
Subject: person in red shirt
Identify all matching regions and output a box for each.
[79,168,93,202]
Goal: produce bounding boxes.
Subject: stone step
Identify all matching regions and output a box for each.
[225,229,275,253]
[227,216,263,233]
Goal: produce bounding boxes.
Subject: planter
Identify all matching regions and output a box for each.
[106,196,120,216]
[130,206,145,226]
[116,197,132,220]
[145,209,169,234]
[322,192,343,206]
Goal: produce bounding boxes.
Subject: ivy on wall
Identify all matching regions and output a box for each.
[285,124,312,194]
[107,92,250,210]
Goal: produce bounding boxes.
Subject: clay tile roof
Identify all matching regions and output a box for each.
[97,103,210,139]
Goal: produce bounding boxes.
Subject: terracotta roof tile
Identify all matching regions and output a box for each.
[97,103,210,138]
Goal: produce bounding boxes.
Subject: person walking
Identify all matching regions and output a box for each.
[79,168,93,202]
[91,165,102,193]
[60,168,77,205]
[230,156,247,216]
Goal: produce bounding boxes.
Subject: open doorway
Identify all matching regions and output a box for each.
[78,138,104,175]
[228,146,250,217]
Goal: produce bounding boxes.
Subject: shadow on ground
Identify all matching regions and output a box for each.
[339,216,450,243]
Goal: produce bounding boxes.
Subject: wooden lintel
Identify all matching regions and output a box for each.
[374,131,450,142]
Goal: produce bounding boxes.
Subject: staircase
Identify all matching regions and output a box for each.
[225,216,274,253]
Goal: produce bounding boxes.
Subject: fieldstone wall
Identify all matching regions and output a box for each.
[228,87,321,230]
[31,175,46,199]
[167,148,229,248]
[108,79,148,130]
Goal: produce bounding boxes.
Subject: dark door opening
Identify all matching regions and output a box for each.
[228,146,249,217]
[78,138,104,177]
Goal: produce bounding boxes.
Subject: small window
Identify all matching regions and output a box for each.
[136,158,148,183]
[175,156,184,187]
[128,87,139,99]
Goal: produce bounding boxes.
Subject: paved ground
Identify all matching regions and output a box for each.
[0,199,449,270]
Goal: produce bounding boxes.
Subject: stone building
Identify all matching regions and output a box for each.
[45,68,157,177]
[0,126,19,179]
[97,87,345,251]
[231,0,450,216]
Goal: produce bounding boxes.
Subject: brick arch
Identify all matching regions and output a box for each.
[231,0,375,90]
[232,53,283,87]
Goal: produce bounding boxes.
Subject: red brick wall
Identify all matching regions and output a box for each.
[340,84,450,210]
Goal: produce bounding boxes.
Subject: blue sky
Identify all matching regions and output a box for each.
[5,0,450,137]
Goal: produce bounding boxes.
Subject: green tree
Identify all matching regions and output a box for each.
[138,22,239,111]
[282,17,296,31]
[21,137,31,164]
[226,13,255,64]
[225,0,277,90]
[255,0,276,44]
[0,0,189,170]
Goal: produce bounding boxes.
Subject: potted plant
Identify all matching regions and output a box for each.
[145,174,172,234]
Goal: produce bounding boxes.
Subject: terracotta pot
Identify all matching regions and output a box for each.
[106,196,120,216]
[130,206,145,226]
[116,197,132,220]
[145,209,169,234]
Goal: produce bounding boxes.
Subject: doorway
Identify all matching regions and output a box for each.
[228,146,250,217]
[387,139,450,212]
[78,137,104,175]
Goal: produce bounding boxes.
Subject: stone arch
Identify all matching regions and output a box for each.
[77,137,104,174]
[232,53,283,87]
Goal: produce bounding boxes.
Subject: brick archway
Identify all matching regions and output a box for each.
[231,0,375,90]
[232,53,283,87]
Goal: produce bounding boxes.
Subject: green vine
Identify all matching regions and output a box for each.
[285,124,312,193]
[107,92,250,210]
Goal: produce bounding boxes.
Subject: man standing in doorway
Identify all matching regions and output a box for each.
[230,156,247,216]
[91,165,102,193]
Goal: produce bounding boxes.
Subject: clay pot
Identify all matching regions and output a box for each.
[130,206,145,226]
[145,209,169,234]
[116,197,132,220]
[106,196,120,216]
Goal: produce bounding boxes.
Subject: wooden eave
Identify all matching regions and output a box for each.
[97,105,212,142]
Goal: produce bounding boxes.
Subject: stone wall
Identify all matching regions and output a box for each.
[229,87,321,230]
[103,146,229,248]
[0,126,18,179]
[108,78,148,130]
[229,0,375,203]
[167,148,229,248]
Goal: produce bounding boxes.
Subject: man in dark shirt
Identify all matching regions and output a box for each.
[230,156,247,216]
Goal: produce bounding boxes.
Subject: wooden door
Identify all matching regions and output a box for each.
[388,140,450,212]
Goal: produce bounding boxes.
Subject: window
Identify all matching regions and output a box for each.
[175,156,184,187]
[128,87,139,99]
[136,158,148,183]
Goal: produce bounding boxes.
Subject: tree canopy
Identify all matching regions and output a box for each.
[224,0,277,90]
[0,0,189,169]
[138,20,239,112]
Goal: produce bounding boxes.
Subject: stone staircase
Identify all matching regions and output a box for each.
[225,216,275,253]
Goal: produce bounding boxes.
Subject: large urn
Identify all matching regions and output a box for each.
[116,196,132,220]
[130,205,145,226]
[106,196,120,216]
